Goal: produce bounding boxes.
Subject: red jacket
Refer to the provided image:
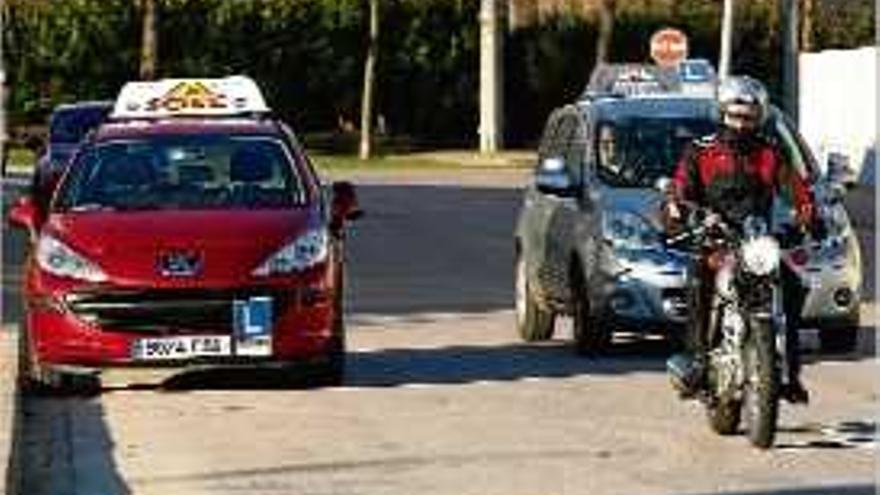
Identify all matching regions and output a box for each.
[671,131,815,227]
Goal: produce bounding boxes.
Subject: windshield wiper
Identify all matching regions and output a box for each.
[69,203,115,212]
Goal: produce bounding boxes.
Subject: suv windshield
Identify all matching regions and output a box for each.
[596,117,716,188]
[54,135,306,212]
[50,106,111,144]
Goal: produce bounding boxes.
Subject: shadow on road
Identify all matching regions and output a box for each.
[686,485,875,495]
[346,336,672,387]
[105,335,672,392]
[15,394,131,495]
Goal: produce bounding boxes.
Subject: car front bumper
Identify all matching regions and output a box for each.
[24,269,339,370]
[597,245,690,330]
[794,260,862,324]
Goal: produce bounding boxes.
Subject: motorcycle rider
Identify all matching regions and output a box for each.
[663,75,820,404]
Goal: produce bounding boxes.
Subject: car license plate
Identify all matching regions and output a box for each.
[132,335,232,361]
[233,296,273,357]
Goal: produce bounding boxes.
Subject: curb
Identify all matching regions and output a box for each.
[0,328,19,495]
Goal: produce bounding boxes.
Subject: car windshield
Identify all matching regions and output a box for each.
[54,135,306,212]
[50,106,110,144]
[595,117,716,188]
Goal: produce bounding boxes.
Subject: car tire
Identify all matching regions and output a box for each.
[19,330,96,396]
[515,254,555,342]
[571,264,609,356]
[819,314,860,354]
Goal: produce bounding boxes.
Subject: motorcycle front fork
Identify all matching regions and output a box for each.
[772,287,791,388]
[707,284,790,394]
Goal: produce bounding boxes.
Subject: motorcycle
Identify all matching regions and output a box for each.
[665,207,790,449]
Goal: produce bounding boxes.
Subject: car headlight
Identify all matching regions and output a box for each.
[36,235,108,283]
[741,236,781,276]
[252,229,329,276]
[602,210,660,249]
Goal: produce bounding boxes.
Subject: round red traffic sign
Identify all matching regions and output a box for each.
[650,28,689,68]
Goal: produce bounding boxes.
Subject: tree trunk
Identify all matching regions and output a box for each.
[139,0,158,80]
[800,0,814,52]
[359,0,379,161]
[595,0,616,65]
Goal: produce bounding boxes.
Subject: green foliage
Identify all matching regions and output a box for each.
[4,0,874,147]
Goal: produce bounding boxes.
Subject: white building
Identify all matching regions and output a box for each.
[799,46,877,184]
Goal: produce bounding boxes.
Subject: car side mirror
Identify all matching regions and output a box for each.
[826,151,856,191]
[535,157,577,197]
[330,181,363,230]
[8,195,38,233]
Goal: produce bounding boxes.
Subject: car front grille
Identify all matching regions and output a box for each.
[64,288,295,335]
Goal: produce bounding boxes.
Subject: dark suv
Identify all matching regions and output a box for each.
[31,101,113,211]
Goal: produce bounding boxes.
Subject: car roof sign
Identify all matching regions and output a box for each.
[110,76,270,119]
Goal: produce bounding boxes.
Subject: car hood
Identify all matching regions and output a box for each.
[44,208,321,286]
[596,186,665,229]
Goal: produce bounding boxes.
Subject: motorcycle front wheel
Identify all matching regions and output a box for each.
[742,316,780,449]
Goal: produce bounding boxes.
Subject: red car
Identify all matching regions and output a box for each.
[8,77,362,390]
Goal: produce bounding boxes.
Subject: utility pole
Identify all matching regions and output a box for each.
[780,0,799,124]
[479,0,503,153]
[718,0,734,80]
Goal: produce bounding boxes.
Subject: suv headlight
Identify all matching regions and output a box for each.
[741,236,781,275]
[252,229,329,276]
[36,235,108,283]
[602,210,660,249]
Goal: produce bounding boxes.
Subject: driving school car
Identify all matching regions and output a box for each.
[8,76,362,389]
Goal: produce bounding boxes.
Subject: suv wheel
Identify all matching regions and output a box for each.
[515,254,555,341]
[819,311,860,354]
[571,265,609,356]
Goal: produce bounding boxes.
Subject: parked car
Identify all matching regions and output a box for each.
[514,90,862,354]
[8,76,362,391]
[31,101,113,211]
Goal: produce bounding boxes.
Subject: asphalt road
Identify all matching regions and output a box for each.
[2,170,877,495]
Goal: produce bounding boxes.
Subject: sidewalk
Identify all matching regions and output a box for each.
[0,328,19,495]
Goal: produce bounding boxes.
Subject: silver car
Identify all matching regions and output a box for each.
[513,93,862,354]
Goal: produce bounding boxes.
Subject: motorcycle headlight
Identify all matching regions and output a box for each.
[36,235,108,283]
[741,236,781,276]
[252,229,328,276]
[602,210,660,249]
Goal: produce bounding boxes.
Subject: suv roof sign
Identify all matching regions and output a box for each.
[583,63,682,99]
[111,76,270,119]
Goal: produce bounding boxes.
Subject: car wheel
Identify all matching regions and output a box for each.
[515,253,555,342]
[571,264,609,356]
[19,330,96,396]
[819,313,860,354]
